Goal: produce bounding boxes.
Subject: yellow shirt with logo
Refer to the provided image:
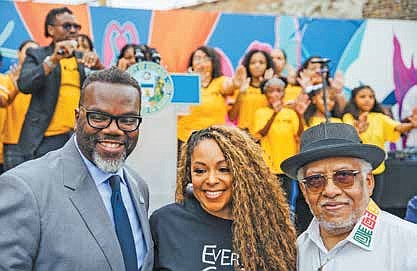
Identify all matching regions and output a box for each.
[177,76,228,142]
[237,85,268,133]
[45,57,80,136]
[253,106,299,174]
[305,116,342,129]
[343,112,400,175]
[1,74,32,145]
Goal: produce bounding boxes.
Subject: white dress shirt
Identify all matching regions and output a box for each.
[74,136,146,269]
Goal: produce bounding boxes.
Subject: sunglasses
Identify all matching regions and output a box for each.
[54,22,82,32]
[300,169,360,194]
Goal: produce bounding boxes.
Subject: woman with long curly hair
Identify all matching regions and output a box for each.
[150,125,296,271]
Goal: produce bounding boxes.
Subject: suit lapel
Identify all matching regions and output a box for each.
[124,170,154,258]
[62,138,125,271]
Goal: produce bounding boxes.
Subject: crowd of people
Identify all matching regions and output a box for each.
[0,5,417,271]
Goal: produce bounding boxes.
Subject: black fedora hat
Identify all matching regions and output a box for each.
[281,123,385,179]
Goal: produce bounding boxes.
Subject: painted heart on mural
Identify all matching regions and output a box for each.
[103,20,139,67]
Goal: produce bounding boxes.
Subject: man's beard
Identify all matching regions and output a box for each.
[92,148,126,173]
[314,197,369,235]
[317,212,358,235]
[77,122,130,173]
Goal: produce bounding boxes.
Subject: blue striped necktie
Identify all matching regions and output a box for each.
[109,175,138,271]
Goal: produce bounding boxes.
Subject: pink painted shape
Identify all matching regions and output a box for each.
[237,41,273,66]
[393,35,417,118]
[103,21,139,67]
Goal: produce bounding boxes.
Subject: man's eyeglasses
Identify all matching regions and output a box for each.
[80,106,142,132]
[53,22,82,32]
[300,169,360,194]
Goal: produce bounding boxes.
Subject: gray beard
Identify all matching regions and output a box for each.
[92,149,126,173]
[317,212,359,235]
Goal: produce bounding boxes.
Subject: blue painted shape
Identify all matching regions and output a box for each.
[337,21,366,73]
[277,16,299,69]
[208,13,275,68]
[382,90,397,105]
[0,1,32,73]
[171,73,200,104]
[89,6,152,66]
[298,17,362,75]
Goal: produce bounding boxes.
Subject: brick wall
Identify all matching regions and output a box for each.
[189,0,417,20]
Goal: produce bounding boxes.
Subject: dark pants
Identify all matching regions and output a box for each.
[3,132,72,171]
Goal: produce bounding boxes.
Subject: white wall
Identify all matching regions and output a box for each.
[126,104,178,214]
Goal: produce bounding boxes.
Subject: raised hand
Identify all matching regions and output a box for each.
[329,70,345,93]
[297,70,313,90]
[264,68,274,81]
[117,58,130,71]
[80,51,103,69]
[54,40,78,59]
[271,100,283,112]
[355,112,369,133]
[292,93,311,115]
[8,63,20,83]
[232,65,248,90]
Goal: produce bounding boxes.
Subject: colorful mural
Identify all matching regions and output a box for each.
[0,1,416,123]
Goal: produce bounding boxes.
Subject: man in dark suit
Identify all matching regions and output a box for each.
[12,7,103,170]
[0,67,153,270]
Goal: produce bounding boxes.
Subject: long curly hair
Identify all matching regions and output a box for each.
[176,125,296,271]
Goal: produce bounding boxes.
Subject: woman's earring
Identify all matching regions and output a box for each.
[187,67,194,73]
[186,183,194,197]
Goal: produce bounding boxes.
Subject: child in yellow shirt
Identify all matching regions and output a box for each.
[303,88,342,128]
[343,85,417,202]
[229,49,275,133]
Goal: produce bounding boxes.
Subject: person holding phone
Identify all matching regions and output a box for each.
[16,7,104,169]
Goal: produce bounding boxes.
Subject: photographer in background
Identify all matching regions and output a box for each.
[117,43,161,71]
[15,7,103,170]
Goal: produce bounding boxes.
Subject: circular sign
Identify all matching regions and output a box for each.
[126,61,174,116]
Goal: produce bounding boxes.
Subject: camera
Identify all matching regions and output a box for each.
[134,44,161,64]
[148,48,161,64]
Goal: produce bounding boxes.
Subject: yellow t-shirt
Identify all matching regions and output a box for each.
[177,76,228,142]
[343,112,400,174]
[237,85,268,132]
[45,57,80,136]
[305,116,342,129]
[253,107,299,174]
[0,74,13,163]
[283,84,302,105]
[1,74,31,145]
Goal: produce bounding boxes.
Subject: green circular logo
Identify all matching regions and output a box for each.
[126,62,174,116]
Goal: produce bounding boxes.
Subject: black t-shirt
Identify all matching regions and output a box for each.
[150,197,241,271]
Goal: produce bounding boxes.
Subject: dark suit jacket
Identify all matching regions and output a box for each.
[0,137,154,270]
[16,44,86,156]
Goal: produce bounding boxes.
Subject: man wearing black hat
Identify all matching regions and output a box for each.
[281,123,417,270]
